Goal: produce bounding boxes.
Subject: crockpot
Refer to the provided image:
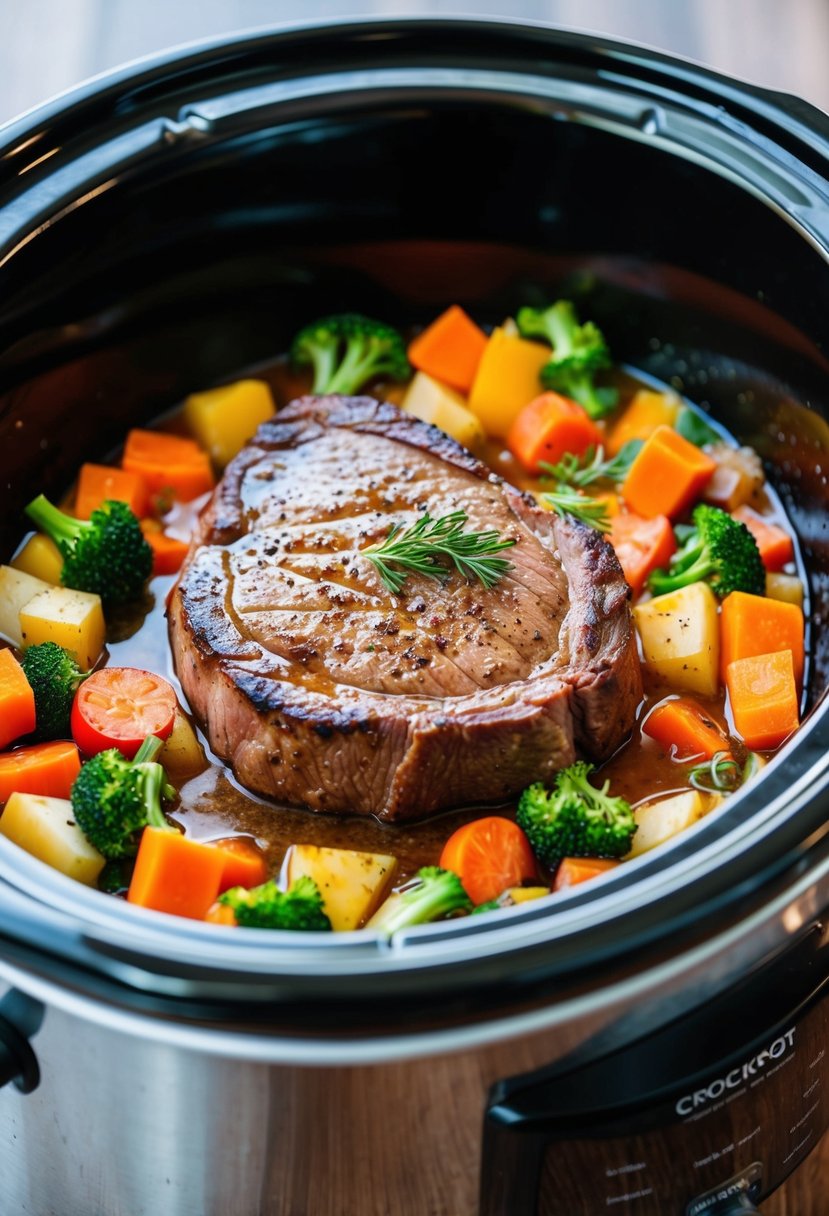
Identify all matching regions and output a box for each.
[1,19,829,1216]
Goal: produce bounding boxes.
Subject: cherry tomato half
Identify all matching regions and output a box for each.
[71,667,177,758]
[439,816,537,905]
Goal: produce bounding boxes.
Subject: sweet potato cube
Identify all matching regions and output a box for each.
[607,390,679,456]
[726,650,799,751]
[467,328,550,439]
[621,425,716,518]
[720,591,804,687]
[407,306,488,394]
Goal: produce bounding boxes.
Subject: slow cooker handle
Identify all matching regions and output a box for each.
[0,990,41,1094]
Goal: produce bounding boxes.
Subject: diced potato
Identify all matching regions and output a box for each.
[0,792,105,886]
[467,328,550,439]
[703,444,764,511]
[628,790,721,858]
[607,390,679,456]
[0,566,51,647]
[19,586,105,669]
[11,534,63,586]
[183,379,275,468]
[159,711,208,778]
[634,582,720,696]
[505,886,550,905]
[285,844,397,931]
[766,572,804,607]
[402,371,486,450]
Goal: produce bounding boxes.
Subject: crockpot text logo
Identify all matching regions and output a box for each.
[676,1028,796,1116]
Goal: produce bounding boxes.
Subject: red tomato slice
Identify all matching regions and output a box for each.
[72,667,177,758]
[439,817,537,905]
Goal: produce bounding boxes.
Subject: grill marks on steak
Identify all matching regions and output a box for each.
[170,396,642,821]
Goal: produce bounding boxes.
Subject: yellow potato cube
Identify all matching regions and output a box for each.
[11,534,63,586]
[607,390,679,455]
[159,711,207,779]
[634,581,720,696]
[402,371,486,450]
[467,328,550,439]
[0,565,51,647]
[766,572,804,608]
[19,586,105,669]
[0,793,105,886]
[628,790,720,857]
[505,886,551,905]
[285,844,397,931]
[184,379,275,468]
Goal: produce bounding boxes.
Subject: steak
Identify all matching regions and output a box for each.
[169,396,642,822]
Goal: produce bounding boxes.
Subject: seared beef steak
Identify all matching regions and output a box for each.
[169,397,642,821]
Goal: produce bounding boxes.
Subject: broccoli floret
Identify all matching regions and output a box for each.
[21,641,87,740]
[516,300,618,419]
[648,504,765,599]
[219,875,332,931]
[367,866,472,937]
[517,761,636,868]
[70,735,175,860]
[291,313,411,396]
[24,495,152,605]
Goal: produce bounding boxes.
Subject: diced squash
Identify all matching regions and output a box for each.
[766,572,804,607]
[407,306,489,394]
[628,790,719,857]
[183,380,275,469]
[607,390,679,456]
[0,792,105,886]
[505,885,551,904]
[284,844,397,931]
[11,534,63,585]
[74,463,148,520]
[622,425,716,519]
[0,741,82,803]
[127,827,226,919]
[732,505,794,571]
[467,327,550,439]
[726,650,799,751]
[401,371,486,450]
[634,582,720,696]
[720,591,804,688]
[0,649,36,749]
[158,711,207,778]
[19,586,105,670]
[0,566,51,647]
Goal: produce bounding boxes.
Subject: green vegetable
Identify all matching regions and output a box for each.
[471,898,504,916]
[291,313,411,396]
[21,642,87,740]
[648,504,765,599]
[219,875,332,931]
[367,866,472,936]
[675,406,720,448]
[25,495,152,605]
[517,761,637,867]
[70,735,175,860]
[363,509,515,594]
[688,751,741,794]
[540,487,611,533]
[540,440,643,489]
[516,300,618,419]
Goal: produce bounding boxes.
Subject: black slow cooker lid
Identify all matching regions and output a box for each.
[1,19,829,1017]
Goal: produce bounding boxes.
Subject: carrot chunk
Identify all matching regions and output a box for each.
[127,827,226,919]
[122,430,215,505]
[731,506,795,572]
[407,305,489,394]
[140,522,190,576]
[643,696,731,761]
[553,857,619,891]
[726,650,799,751]
[212,836,269,893]
[439,817,537,904]
[205,901,238,926]
[621,426,716,519]
[0,740,81,803]
[720,591,804,687]
[74,464,148,520]
[609,512,676,596]
[606,390,679,456]
[0,649,36,749]
[507,392,603,474]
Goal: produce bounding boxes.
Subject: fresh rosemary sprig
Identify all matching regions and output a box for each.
[541,487,611,533]
[539,440,643,489]
[363,509,516,595]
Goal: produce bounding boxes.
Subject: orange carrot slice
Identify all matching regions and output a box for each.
[609,512,676,596]
[731,506,795,572]
[643,697,731,761]
[407,305,488,394]
[0,740,81,802]
[726,650,799,751]
[127,827,226,919]
[0,649,36,749]
[720,591,804,688]
[439,816,537,904]
[621,426,716,518]
[205,901,238,926]
[507,392,603,474]
[122,430,214,505]
[140,522,190,576]
[74,464,148,520]
[553,857,619,891]
[212,836,269,893]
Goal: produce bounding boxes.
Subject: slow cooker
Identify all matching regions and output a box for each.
[1,19,829,1216]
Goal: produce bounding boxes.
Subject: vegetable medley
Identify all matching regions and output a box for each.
[0,297,807,934]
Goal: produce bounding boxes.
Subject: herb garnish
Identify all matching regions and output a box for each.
[539,440,643,489]
[688,751,741,793]
[541,487,611,533]
[363,509,516,595]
